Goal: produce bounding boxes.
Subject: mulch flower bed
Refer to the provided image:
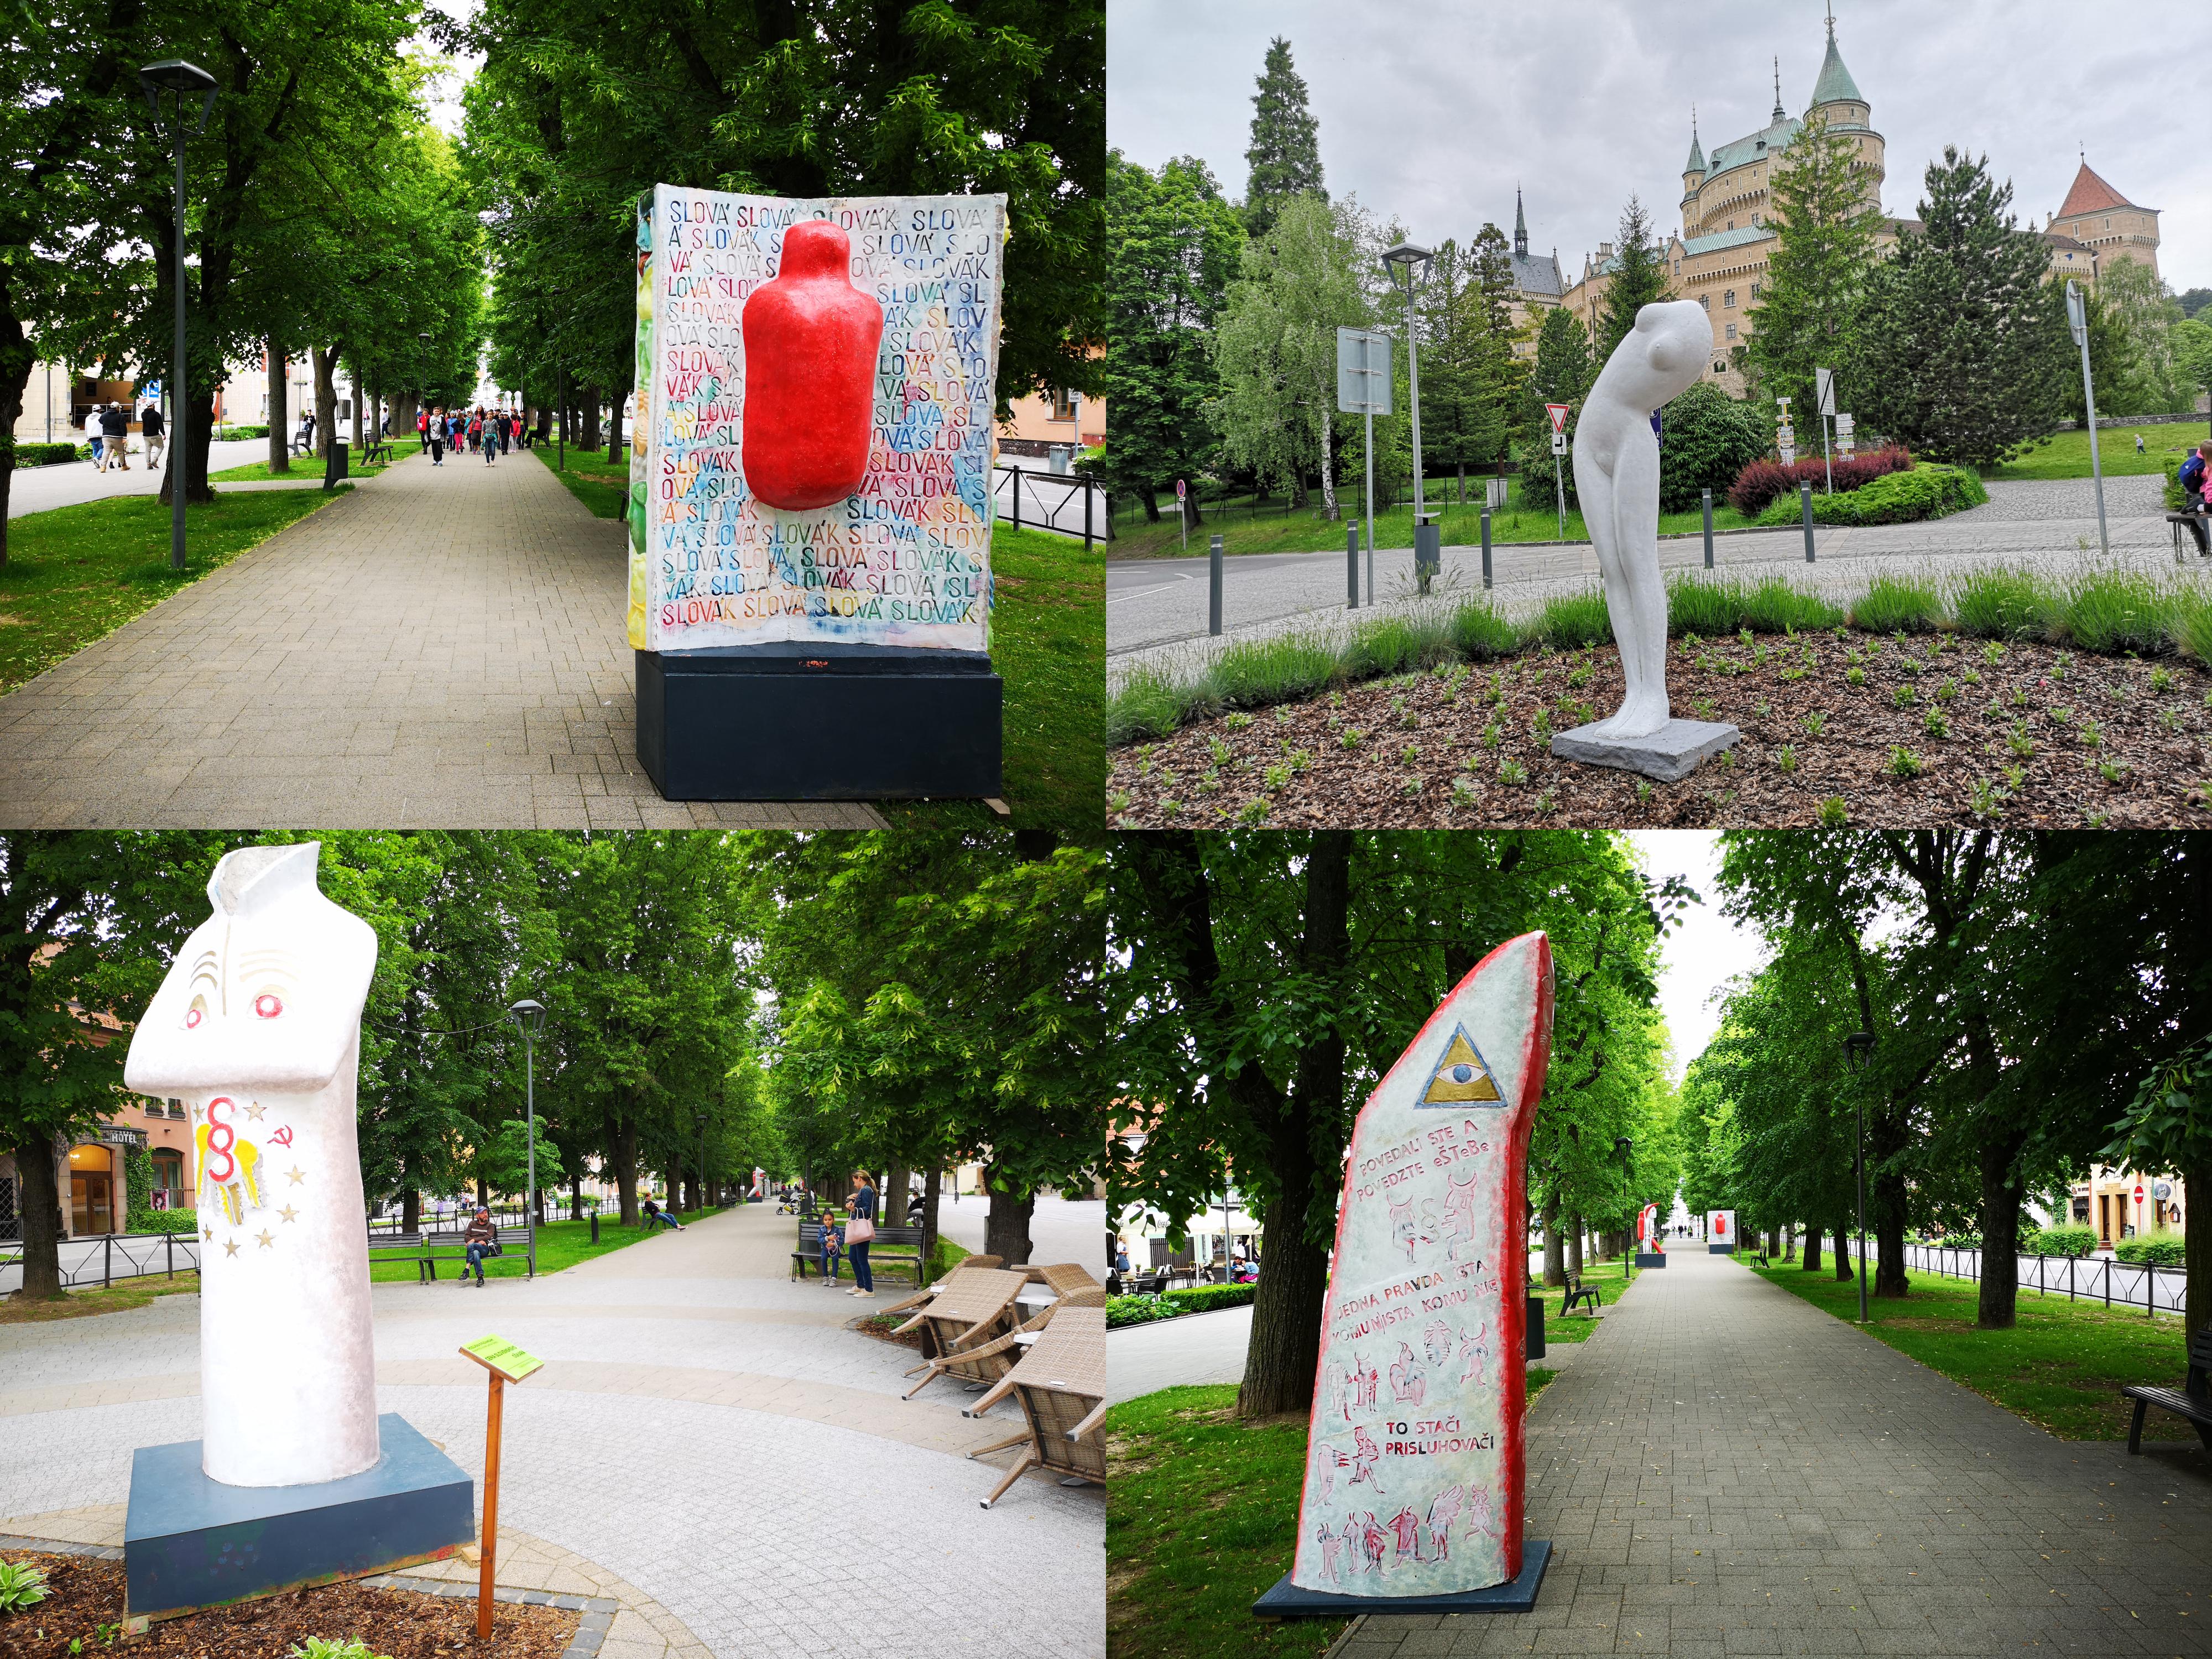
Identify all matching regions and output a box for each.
[1108,632,2212,828]
[0,1551,579,1659]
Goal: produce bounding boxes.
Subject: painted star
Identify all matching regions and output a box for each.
[279,1205,298,1224]
[244,1101,266,1121]
[286,1166,305,1185]
[203,1227,213,1243]
[222,1238,240,1258]
[255,1230,274,1250]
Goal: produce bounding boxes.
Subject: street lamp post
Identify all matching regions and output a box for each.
[138,60,217,573]
[1381,242,1436,589]
[508,998,547,1277]
[1843,1030,1875,1323]
[2064,281,2110,559]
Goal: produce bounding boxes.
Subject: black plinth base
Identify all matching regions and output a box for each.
[1254,1540,1551,1619]
[636,644,1002,800]
[124,1414,473,1624]
[1709,1243,1735,1254]
[1635,1252,1667,1267]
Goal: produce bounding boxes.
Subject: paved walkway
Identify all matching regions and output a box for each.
[0,447,884,827]
[8,439,273,517]
[937,1193,1107,1272]
[1335,1247,2212,1658]
[0,1204,1102,1659]
[1109,474,2205,688]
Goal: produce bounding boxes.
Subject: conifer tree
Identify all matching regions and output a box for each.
[1744,108,1882,423]
[1524,305,1592,431]
[1853,148,2070,468]
[1243,36,1325,240]
[1595,195,1674,366]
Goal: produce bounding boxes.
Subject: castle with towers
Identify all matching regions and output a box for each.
[1488,11,2163,395]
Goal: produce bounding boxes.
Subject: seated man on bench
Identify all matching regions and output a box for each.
[2181,444,2210,559]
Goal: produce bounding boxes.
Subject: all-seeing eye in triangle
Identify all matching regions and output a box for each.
[1418,1026,1503,1107]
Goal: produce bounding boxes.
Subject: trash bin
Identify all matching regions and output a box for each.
[1413,512,1441,592]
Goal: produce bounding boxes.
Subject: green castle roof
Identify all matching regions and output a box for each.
[1811,32,1862,106]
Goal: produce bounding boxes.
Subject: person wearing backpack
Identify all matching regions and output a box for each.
[416,407,430,453]
[100,403,131,471]
[2181,443,2210,558]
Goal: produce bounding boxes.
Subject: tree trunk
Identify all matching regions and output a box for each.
[1317,416,1340,521]
[885,1162,909,1232]
[580,392,601,450]
[1139,489,1160,524]
[267,340,289,473]
[920,1166,942,1280]
[1782,1222,1795,1262]
[569,1168,583,1222]
[608,393,623,465]
[11,1131,64,1298]
[1975,1127,2030,1330]
[401,1187,420,1233]
[1541,1192,1565,1287]
[311,345,342,461]
[1567,1213,1584,1276]
[474,1175,489,1209]
[1834,1220,1853,1281]
[611,1117,639,1227]
[982,1167,1034,1265]
[0,316,32,566]
[1802,1225,1822,1272]
[156,389,219,507]
[2185,1155,2211,1343]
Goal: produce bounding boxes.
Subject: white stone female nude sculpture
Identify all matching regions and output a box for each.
[124,842,381,1487]
[1569,300,1715,740]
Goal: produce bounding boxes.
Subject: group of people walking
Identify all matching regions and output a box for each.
[419,405,528,467]
[85,401,164,472]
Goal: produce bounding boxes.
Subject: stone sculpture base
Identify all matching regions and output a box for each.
[1709,1243,1735,1254]
[124,1414,473,1626]
[1551,718,1740,782]
[636,644,1003,800]
[1635,1251,1668,1267]
[1254,1540,1552,1620]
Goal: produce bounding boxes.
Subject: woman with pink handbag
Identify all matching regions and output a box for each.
[844,1171,878,1297]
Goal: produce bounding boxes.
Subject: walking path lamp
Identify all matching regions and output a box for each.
[138,59,217,573]
[1843,1030,1875,1323]
[507,998,547,1274]
[2064,280,2110,558]
[1381,242,1436,588]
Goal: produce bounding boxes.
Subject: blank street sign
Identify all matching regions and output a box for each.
[1815,367,1835,416]
[1337,327,1393,416]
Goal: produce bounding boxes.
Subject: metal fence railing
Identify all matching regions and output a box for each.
[0,1229,202,1293]
[1845,1238,2185,1319]
[996,464,1109,546]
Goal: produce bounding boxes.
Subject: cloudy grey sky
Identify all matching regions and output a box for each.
[1108,0,2207,292]
[1623,832,1762,1081]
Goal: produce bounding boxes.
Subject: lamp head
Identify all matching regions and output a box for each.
[139,60,218,135]
[1381,241,1433,284]
[1842,1030,1875,1071]
[508,997,547,1038]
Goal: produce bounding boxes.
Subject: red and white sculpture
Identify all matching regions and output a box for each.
[1638,1203,1661,1252]
[1292,932,1554,1598]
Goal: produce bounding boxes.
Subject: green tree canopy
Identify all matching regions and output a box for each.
[1241,36,1324,240]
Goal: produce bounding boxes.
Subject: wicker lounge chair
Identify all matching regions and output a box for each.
[877,1254,1004,1319]
[966,1306,1107,1508]
[898,1269,1027,1400]
[1020,1261,1104,1296]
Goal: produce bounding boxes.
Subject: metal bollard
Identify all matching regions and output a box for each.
[1702,488,1714,569]
[1347,524,1360,609]
[1413,517,1441,593]
[1208,533,1224,635]
[590,1211,601,1245]
[1799,481,1816,562]
[1480,508,1493,589]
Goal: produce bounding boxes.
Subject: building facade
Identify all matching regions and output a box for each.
[2072,1163,2187,1246]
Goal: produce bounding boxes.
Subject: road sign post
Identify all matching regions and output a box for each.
[1546,403,1571,541]
[2066,281,2111,557]
[1208,533,1223,635]
[1835,413,1855,460]
[1176,477,1187,552]
[1815,368,1836,494]
[1337,327,1393,606]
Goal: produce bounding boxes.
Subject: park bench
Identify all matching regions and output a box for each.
[1750,1247,1771,1267]
[2121,1327,2212,1454]
[290,427,316,457]
[361,434,394,466]
[787,1220,927,1282]
[368,1224,533,1284]
[1560,1275,1601,1317]
[2167,512,2209,561]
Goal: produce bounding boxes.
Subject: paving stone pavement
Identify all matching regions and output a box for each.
[0,446,884,828]
[0,1206,1102,1658]
[1333,1248,2212,1659]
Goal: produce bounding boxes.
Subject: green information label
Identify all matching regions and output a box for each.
[462,1333,544,1383]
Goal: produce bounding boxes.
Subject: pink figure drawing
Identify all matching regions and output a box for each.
[1387,1505,1422,1564]
[1317,1522,1345,1584]
[1389,1341,1426,1406]
[1441,1168,1481,1260]
[1387,1191,1418,1263]
[1456,1322,1490,1386]
[1316,1441,1348,1503]
[1426,1484,1465,1563]
[1339,1516,1365,1576]
[1463,1485,1496,1547]
[1422,1317,1453,1368]
[1350,1425,1384,1495]
[1360,1511,1389,1575]
[1356,1352,1379,1414]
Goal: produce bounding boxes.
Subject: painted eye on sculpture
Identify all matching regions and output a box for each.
[1451,1065,1473,1083]
[254,993,284,1019]
[185,995,207,1030]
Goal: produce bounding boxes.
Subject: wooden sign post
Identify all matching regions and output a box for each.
[460,1335,544,1640]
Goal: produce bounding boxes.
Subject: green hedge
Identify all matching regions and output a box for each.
[1105,1281,1258,1329]
[14,442,90,466]
[1758,463,1988,526]
[123,1145,200,1233]
[2114,1233,2185,1266]
[2022,1223,2098,1258]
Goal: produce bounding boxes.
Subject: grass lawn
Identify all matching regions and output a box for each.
[1988,419,2212,481]
[1753,1260,2191,1440]
[1108,1371,1556,1659]
[368,1206,728,1282]
[534,442,629,518]
[1536,1254,1639,1343]
[0,1271,200,1324]
[0,489,348,696]
[532,447,1102,830]
[210,443,394,482]
[1111,487,1762,561]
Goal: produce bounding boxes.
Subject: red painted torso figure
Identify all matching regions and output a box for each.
[741,219,885,511]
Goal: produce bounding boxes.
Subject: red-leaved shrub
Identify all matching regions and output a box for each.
[1728,446,1913,515]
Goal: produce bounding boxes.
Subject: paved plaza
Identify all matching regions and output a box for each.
[1332,1247,2212,1658]
[0,1204,1103,1659]
[0,446,884,827]
[1108,475,2204,690]
[7,439,281,517]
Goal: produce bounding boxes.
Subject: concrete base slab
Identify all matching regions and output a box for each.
[1550,718,1740,781]
[1635,1252,1668,1267]
[1709,1242,1735,1254]
[1253,1540,1551,1619]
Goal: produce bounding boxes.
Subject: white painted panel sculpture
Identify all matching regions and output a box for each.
[124,843,381,1488]
[1288,933,1553,1600]
[1552,300,1740,780]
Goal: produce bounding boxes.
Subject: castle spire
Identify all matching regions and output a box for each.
[1514,185,1528,257]
[1684,106,1705,177]
[1772,58,1785,124]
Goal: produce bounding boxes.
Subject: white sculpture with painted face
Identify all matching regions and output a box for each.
[124,843,380,1488]
[1571,300,1714,738]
